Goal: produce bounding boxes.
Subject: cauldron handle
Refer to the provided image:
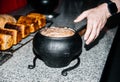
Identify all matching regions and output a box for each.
[61,57,80,76]
[73,18,87,32]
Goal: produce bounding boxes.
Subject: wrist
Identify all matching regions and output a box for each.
[105,0,118,16]
[98,3,111,18]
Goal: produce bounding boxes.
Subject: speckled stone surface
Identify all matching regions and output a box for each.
[0,4,118,82]
[0,27,117,82]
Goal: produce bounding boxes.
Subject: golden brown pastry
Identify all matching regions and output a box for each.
[17,16,35,24]
[17,16,36,33]
[16,24,30,38]
[0,16,7,28]
[27,13,46,19]
[0,14,17,24]
[27,13,46,27]
[0,33,13,50]
[0,28,17,45]
[17,13,46,33]
[5,23,22,43]
[0,14,17,29]
[0,13,46,50]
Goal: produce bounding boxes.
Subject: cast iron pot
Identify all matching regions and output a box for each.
[28,19,87,76]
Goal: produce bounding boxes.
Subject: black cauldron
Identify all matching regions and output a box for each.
[34,27,82,66]
[28,19,87,76]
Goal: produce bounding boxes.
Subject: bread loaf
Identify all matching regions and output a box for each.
[0,14,17,24]
[17,16,36,33]
[0,14,17,28]
[17,13,46,33]
[0,28,17,45]
[16,24,30,38]
[0,13,46,50]
[0,16,7,28]
[5,23,22,43]
[27,13,46,27]
[0,33,13,50]
[27,13,46,20]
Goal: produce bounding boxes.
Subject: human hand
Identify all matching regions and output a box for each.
[74,3,111,45]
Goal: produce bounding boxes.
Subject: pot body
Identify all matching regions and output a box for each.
[33,30,82,68]
[28,0,59,14]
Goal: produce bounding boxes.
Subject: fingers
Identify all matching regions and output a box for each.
[85,19,104,45]
[85,19,98,45]
[74,9,107,45]
[95,25,101,40]
[95,21,103,39]
[84,19,92,41]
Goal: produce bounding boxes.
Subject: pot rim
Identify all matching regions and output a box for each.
[38,26,79,39]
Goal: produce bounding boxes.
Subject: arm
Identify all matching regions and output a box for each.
[74,0,120,45]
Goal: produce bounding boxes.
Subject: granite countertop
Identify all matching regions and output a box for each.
[0,5,118,82]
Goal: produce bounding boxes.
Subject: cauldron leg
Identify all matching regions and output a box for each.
[61,57,80,76]
[28,56,37,69]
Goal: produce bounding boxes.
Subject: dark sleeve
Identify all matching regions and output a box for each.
[99,23,120,82]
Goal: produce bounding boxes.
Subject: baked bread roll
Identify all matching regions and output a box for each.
[27,13,46,27]
[0,33,13,50]
[27,13,46,19]
[0,14,17,28]
[5,23,22,43]
[0,16,7,28]
[17,13,46,33]
[17,16,36,33]
[26,23,35,33]
[0,28,17,45]
[0,14,17,24]
[16,24,30,38]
